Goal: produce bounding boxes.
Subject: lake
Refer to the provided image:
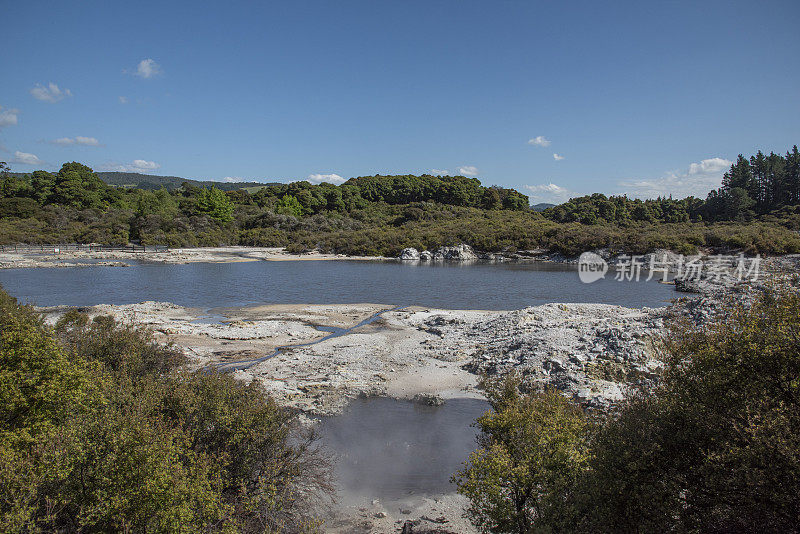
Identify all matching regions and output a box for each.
[0,259,675,309]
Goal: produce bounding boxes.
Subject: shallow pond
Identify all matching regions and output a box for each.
[318,397,490,502]
[0,259,675,309]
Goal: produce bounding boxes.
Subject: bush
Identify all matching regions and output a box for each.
[458,286,800,533]
[454,374,588,533]
[0,286,332,532]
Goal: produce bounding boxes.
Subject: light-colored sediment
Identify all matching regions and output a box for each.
[322,493,477,534]
[243,303,665,414]
[0,246,386,269]
[41,299,667,416]
[40,302,394,369]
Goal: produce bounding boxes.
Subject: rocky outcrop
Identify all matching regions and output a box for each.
[400,248,421,260]
[400,244,479,262]
[405,303,667,410]
[432,244,478,261]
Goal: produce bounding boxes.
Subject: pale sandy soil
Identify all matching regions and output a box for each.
[40,300,664,416]
[321,493,477,533]
[0,246,387,269]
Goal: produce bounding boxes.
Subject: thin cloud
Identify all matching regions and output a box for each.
[223,176,246,183]
[553,153,565,161]
[51,136,102,147]
[119,96,129,104]
[13,151,43,166]
[0,106,19,128]
[528,136,551,147]
[618,157,734,199]
[101,159,161,173]
[30,83,72,103]
[307,173,346,185]
[524,183,573,203]
[133,59,162,79]
[458,165,479,176]
[429,169,451,176]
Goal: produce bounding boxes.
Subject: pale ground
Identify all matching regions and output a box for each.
[0,246,386,269]
[321,493,476,534]
[40,300,664,417]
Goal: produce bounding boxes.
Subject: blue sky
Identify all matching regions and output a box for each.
[1,0,798,202]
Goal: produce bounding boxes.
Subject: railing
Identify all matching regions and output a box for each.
[0,244,169,253]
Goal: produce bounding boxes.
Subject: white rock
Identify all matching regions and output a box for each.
[400,247,420,260]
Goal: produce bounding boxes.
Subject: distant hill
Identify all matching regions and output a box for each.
[7,171,279,191]
[531,202,556,211]
[96,172,280,191]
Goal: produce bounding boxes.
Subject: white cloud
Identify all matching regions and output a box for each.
[119,96,129,104]
[134,59,162,78]
[528,136,551,147]
[307,173,346,185]
[553,153,565,161]
[101,159,161,173]
[618,157,734,199]
[30,83,72,103]
[132,159,160,170]
[51,136,101,146]
[429,169,451,176]
[0,106,19,128]
[13,151,43,166]
[223,176,246,183]
[458,165,479,176]
[688,157,731,175]
[524,183,573,203]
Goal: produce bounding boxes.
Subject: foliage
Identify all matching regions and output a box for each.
[3,151,800,256]
[457,287,800,533]
[275,194,303,217]
[454,374,589,534]
[197,186,235,222]
[705,146,800,221]
[578,287,800,533]
[0,286,331,532]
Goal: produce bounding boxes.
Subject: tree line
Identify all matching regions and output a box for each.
[1,149,800,256]
[544,146,800,225]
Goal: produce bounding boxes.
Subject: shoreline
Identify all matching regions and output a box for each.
[0,246,389,269]
[4,245,797,273]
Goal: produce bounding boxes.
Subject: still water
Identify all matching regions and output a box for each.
[0,259,675,309]
[319,397,490,501]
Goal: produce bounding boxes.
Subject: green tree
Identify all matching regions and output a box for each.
[197,186,235,222]
[51,162,107,210]
[275,194,303,217]
[455,374,589,534]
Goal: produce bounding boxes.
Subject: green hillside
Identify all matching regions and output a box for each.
[10,171,278,192]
